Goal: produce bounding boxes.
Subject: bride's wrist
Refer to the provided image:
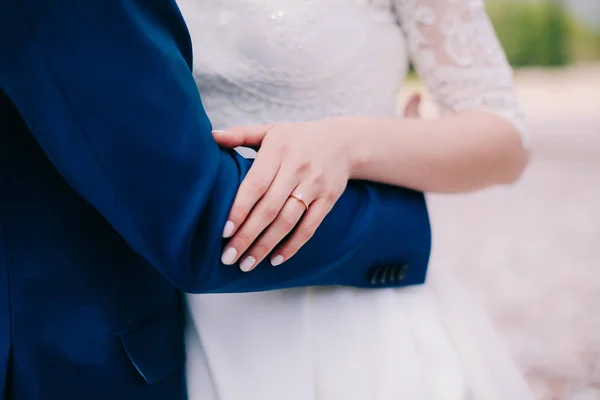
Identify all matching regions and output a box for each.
[338,116,425,182]
[325,115,374,179]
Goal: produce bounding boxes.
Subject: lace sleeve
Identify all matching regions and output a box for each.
[393,0,529,144]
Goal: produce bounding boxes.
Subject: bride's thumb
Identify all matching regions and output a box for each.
[403,93,421,118]
[212,124,274,149]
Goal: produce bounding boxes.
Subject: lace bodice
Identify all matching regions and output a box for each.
[178,0,527,142]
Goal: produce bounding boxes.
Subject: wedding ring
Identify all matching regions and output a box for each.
[289,193,309,211]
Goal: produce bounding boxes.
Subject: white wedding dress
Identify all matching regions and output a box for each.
[178,0,533,399]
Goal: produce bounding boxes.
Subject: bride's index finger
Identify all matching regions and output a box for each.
[212,124,275,149]
[222,147,281,239]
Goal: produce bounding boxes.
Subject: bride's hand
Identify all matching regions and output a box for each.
[214,118,358,272]
[215,94,421,272]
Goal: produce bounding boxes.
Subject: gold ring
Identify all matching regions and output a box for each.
[289,193,309,211]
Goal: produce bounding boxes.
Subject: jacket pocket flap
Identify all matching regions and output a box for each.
[119,311,184,384]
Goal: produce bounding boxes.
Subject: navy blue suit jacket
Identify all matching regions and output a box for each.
[0,0,431,398]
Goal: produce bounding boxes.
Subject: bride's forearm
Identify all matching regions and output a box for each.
[343,112,529,193]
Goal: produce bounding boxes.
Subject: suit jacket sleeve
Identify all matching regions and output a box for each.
[0,0,431,293]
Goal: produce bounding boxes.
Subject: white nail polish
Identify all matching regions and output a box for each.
[271,255,284,266]
[222,220,235,238]
[221,247,237,265]
[240,256,256,272]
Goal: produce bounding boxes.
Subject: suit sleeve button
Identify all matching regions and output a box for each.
[380,268,390,285]
[396,264,409,281]
[370,267,382,285]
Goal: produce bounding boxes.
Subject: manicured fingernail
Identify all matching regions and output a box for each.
[222,220,235,238]
[212,129,226,134]
[240,256,256,272]
[221,247,237,265]
[271,255,284,266]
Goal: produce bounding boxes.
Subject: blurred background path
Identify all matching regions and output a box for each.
[400,65,600,399]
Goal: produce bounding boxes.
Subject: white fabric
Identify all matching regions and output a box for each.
[178,0,533,398]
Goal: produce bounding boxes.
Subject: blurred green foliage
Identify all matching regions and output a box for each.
[487,0,600,67]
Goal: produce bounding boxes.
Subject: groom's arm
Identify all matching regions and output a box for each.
[0,0,431,293]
